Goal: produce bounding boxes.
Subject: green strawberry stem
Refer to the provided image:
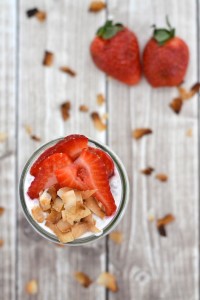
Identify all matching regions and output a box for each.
[152,16,175,45]
[97,20,124,40]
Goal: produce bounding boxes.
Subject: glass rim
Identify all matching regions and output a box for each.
[19,137,130,246]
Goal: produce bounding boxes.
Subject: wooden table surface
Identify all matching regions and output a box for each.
[0,0,199,299]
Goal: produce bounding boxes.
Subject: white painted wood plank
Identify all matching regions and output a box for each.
[18,1,107,299]
[0,1,16,300]
[107,0,199,299]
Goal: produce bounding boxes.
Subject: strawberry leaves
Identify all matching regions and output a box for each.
[152,16,175,45]
[97,20,124,40]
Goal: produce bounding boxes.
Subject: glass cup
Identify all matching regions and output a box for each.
[19,137,130,246]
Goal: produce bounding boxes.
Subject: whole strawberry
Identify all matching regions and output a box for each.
[143,18,189,87]
[90,20,142,85]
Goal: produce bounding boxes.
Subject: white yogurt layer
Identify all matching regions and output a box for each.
[24,146,122,240]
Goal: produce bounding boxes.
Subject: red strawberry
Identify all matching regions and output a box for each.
[56,148,116,216]
[90,20,141,85]
[143,18,189,87]
[28,153,72,199]
[88,147,114,178]
[30,134,88,176]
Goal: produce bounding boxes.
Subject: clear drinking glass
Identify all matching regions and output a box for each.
[19,137,130,246]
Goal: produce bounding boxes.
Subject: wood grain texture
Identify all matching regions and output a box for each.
[0,1,16,300]
[107,0,199,299]
[18,1,107,299]
[1,0,199,299]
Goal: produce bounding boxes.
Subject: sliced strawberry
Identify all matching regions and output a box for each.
[88,147,114,178]
[58,134,88,158]
[28,153,72,199]
[30,134,88,176]
[55,148,116,216]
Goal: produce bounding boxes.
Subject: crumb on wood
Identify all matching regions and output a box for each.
[60,101,71,121]
[88,1,106,12]
[43,51,54,66]
[132,128,152,140]
[141,167,154,175]
[79,105,89,112]
[59,66,76,77]
[91,112,107,131]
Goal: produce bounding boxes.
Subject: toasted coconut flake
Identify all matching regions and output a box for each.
[157,214,175,237]
[59,66,76,76]
[74,191,83,203]
[132,128,152,140]
[177,82,200,100]
[46,221,74,243]
[155,173,168,182]
[158,225,166,237]
[61,210,73,224]
[35,11,46,22]
[32,206,44,223]
[26,8,38,18]
[84,197,105,219]
[0,132,7,143]
[96,93,105,106]
[83,214,101,233]
[79,105,89,112]
[177,86,192,100]
[91,112,107,131]
[83,214,94,224]
[30,134,41,142]
[61,190,77,213]
[75,203,92,220]
[141,167,154,175]
[81,190,96,199]
[48,186,57,201]
[186,128,193,137]
[52,197,63,212]
[109,231,123,244]
[88,223,101,233]
[74,272,92,287]
[71,222,89,239]
[169,97,183,114]
[46,209,61,224]
[88,224,102,233]
[191,82,200,93]
[89,1,106,12]
[24,124,32,135]
[0,239,4,247]
[39,190,51,211]
[43,51,54,66]
[0,207,5,216]
[25,280,38,295]
[59,230,74,243]
[157,214,175,227]
[57,187,71,198]
[97,272,118,292]
[56,219,71,233]
[62,203,91,225]
[177,86,188,99]
[60,101,71,121]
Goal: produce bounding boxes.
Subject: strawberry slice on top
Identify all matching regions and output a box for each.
[88,147,114,178]
[55,148,117,216]
[30,134,88,176]
[28,153,72,199]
